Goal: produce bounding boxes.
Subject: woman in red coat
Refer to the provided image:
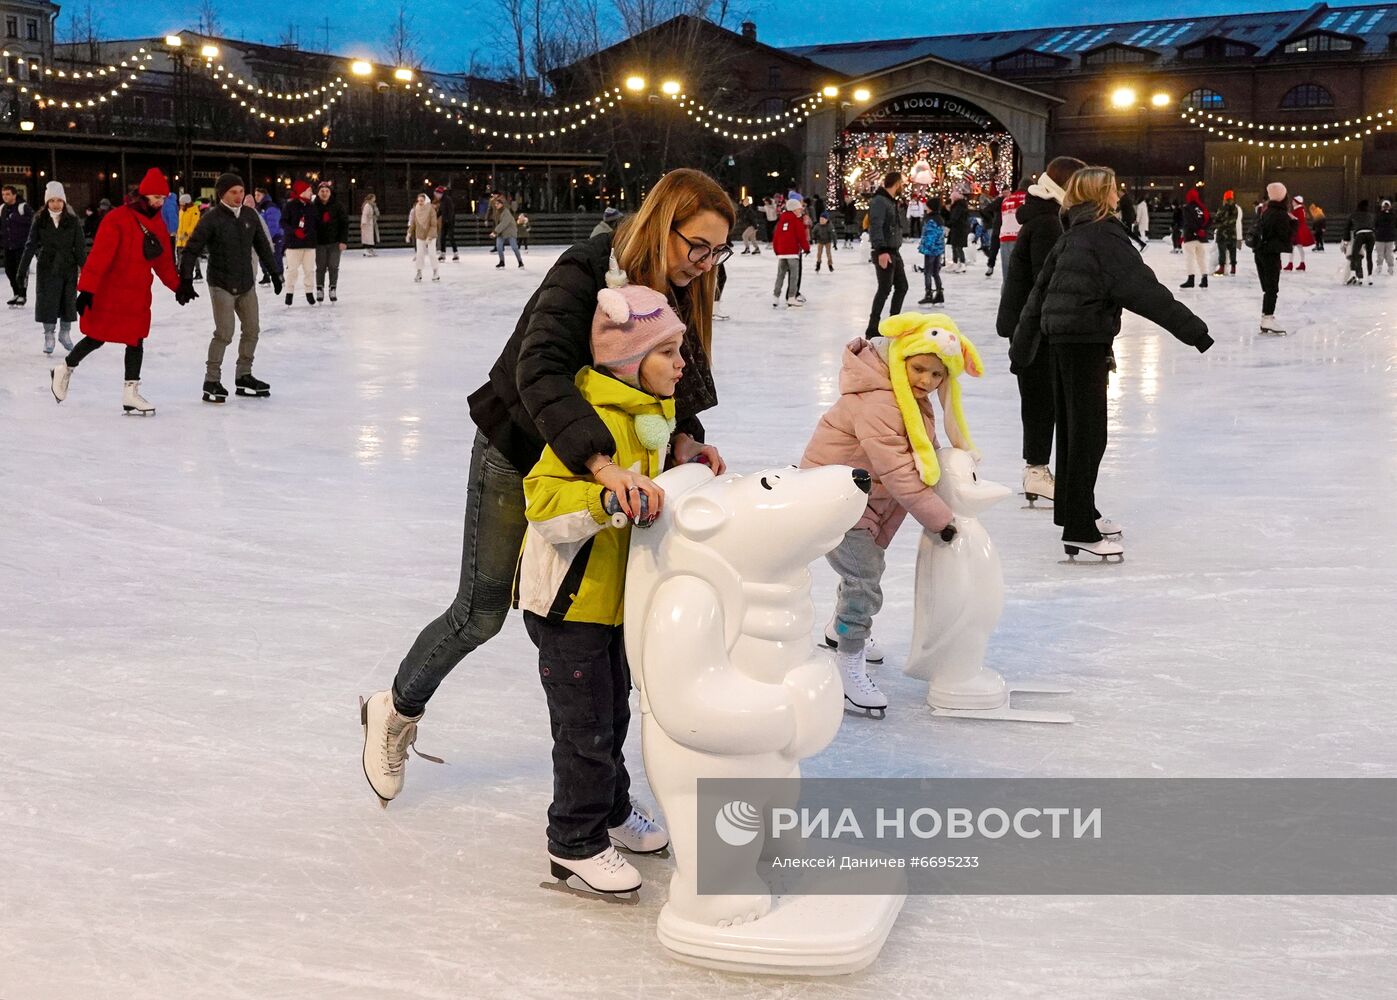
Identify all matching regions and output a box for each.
[1286,194,1316,271]
[49,167,192,415]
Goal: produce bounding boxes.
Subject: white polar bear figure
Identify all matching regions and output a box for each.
[904,448,1072,723]
[625,463,903,973]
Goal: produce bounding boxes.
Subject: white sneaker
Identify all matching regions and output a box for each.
[1023,464,1055,503]
[50,363,72,403]
[837,648,888,716]
[1096,516,1123,536]
[1063,537,1124,561]
[609,805,669,854]
[771,295,780,309]
[358,690,441,806]
[549,846,641,894]
[122,380,154,416]
[823,616,884,663]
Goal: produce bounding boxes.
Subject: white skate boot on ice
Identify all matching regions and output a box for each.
[1062,537,1124,563]
[823,616,884,664]
[358,690,441,807]
[1022,464,1054,507]
[838,647,888,718]
[609,804,670,855]
[122,380,155,416]
[1259,315,1287,336]
[548,846,642,897]
[50,363,72,403]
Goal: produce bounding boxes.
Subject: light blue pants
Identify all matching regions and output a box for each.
[825,528,886,653]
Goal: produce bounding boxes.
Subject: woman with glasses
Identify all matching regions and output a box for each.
[360,168,736,808]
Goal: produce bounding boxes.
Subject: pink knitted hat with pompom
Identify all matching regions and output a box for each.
[591,285,686,389]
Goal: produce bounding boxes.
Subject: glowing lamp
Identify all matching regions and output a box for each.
[1110,87,1137,109]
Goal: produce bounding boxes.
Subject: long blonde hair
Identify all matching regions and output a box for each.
[613,168,735,357]
[1062,166,1117,225]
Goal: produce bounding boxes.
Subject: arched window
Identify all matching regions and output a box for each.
[1181,87,1226,110]
[1280,83,1334,108]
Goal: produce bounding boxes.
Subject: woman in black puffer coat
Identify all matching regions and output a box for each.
[1011,166,1212,560]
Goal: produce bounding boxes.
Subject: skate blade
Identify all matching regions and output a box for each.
[611,839,671,859]
[843,700,887,720]
[235,388,270,397]
[1023,494,1053,510]
[122,408,155,416]
[542,871,641,904]
[1061,551,1124,564]
[202,394,227,403]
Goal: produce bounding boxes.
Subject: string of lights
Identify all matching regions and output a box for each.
[1180,110,1389,148]
[417,83,623,119]
[413,82,620,140]
[207,63,348,125]
[1180,105,1396,133]
[677,93,822,142]
[684,93,826,127]
[2,47,154,110]
[195,59,344,102]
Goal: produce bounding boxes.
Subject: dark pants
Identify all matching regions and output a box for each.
[1313,221,1326,250]
[315,244,342,291]
[1350,232,1375,277]
[437,222,457,255]
[1255,252,1281,315]
[950,243,966,265]
[985,235,1000,270]
[1127,224,1146,250]
[66,337,144,380]
[1216,236,1238,269]
[524,612,633,860]
[922,254,943,295]
[392,431,528,717]
[865,250,908,337]
[3,247,22,296]
[1016,339,1055,467]
[1052,342,1110,543]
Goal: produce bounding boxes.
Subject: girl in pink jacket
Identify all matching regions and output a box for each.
[800,312,983,716]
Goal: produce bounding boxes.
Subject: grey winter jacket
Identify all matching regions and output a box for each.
[493,207,519,240]
[867,189,902,253]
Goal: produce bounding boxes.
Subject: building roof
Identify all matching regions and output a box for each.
[785,2,1397,74]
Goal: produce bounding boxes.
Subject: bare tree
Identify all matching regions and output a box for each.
[383,3,423,69]
[60,0,103,62]
[196,0,223,37]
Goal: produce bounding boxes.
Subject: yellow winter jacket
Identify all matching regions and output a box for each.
[515,367,676,626]
[176,205,200,248]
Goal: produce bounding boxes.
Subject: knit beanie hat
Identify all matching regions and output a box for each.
[215,172,244,200]
[43,180,66,203]
[785,190,803,206]
[179,193,192,205]
[137,167,170,197]
[602,206,622,223]
[1266,181,1287,202]
[874,312,984,486]
[292,180,313,199]
[591,283,686,390]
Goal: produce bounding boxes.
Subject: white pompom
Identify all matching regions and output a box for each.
[597,288,631,324]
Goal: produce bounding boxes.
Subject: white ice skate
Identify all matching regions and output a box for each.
[1096,516,1123,537]
[1022,464,1054,507]
[1259,316,1287,336]
[548,846,641,895]
[358,690,442,807]
[838,647,888,718]
[608,804,670,855]
[122,380,155,416]
[823,616,884,664]
[1062,537,1124,562]
[50,363,72,403]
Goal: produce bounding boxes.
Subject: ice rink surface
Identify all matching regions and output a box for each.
[3,237,1395,999]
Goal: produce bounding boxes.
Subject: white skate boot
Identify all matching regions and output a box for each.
[1063,537,1124,562]
[609,804,670,854]
[837,647,888,718]
[823,615,884,664]
[122,380,155,416]
[358,690,442,807]
[1096,516,1123,537]
[1023,464,1055,506]
[1259,315,1287,336]
[549,846,641,895]
[50,363,72,403]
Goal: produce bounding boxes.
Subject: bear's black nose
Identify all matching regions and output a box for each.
[852,468,871,495]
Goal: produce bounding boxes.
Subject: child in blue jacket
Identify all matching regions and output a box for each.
[917,200,947,305]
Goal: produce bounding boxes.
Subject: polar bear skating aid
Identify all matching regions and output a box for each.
[623,463,905,975]
[904,448,1074,723]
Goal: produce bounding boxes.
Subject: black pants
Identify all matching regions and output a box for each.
[523,612,632,860]
[437,222,457,255]
[1255,252,1281,315]
[951,243,966,265]
[1016,338,1055,467]
[5,246,25,296]
[865,250,908,337]
[1128,224,1147,250]
[1313,222,1326,250]
[66,337,144,381]
[1350,232,1375,277]
[1052,342,1109,543]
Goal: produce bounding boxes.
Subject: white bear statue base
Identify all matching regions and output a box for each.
[905,448,1074,724]
[625,463,904,975]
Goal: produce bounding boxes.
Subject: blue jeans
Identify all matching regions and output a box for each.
[496,236,522,265]
[826,528,886,653]
[392,431,528,716]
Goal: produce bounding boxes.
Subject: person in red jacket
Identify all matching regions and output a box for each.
[770,190,810,308]
[1286,194,1315,271]
[49,167,193,415]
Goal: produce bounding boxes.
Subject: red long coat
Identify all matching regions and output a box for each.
[77,204,179,345]
[1290,206,1316,248]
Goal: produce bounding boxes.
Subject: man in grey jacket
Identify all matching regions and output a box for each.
[865,171,908,337]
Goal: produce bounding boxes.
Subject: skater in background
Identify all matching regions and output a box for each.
[590,205,622,238]
[1253,182,1293,334]
[812,210,835,273]
[489,192,524,269]
[18,180,85,355]
[1286,195,1314,271]
[281,181,318,306]
[1343,199,1376,285]
[906,193,925,238]
[516,212,531,252]
[865,171,908,336]
[946,189,970,272]
[915,199,945,305]
[1374,200,1395,276]
[995,155,1086,507]
[313,181,348,302]
[771,191,809,307]
[801,314,978,715]
[406,192,440,282]
[86,197,112,241]
[243,193,273,283]
[177,193,202,280]
[761,195,780,241]
[997,180,1028,286]
[982,186,1004,277]
[1119,187,1146,251]
[161,184,180,256]
[360,193,379,256]
[49,168,187,415]
[358,168,731,808]
[434,187,458,262]
[1169,199,1184,252]
[1136,195,1151,247]
[1309,201,1327,251]
[1011,165,1212,562]
[1212,190,1240,277]
[738,196,761,254]
[1179,188,1211,289]
[182,173,282,404]
[3,184,33,307]
[519,283,685,895]
[257,189,284,283]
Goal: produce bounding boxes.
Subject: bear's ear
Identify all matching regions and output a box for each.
[673,493,728,540]
[960,336,984,378]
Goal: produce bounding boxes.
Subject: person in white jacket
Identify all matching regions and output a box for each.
[405,193,439,282]
[360,194,380,256]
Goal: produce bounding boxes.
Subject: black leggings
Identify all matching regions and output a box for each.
[66,337,143,380]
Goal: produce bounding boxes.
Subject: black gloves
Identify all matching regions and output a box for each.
[272,272,284,295]
[175,278,200,306]
[75,290,94,315]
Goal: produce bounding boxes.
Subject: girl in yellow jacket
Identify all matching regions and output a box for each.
[176,195,202,278]
[516,280,685,896]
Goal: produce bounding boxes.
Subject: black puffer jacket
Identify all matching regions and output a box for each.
[947,199,970,247]
[1254,201,1293,255]
[995,194,1063,339]
[867,189,902,253]
[1010,204,1211,371]
[467,232,713,475]
[314,195,349,246]
[1375,206,1395,242]
[180,202,279,296]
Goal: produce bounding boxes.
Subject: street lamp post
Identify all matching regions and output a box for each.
[1111,86,1171,193]
[165,37,195,193]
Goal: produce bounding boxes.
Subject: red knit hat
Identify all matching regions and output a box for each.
[292,180,312,199]
[138,168,170,196]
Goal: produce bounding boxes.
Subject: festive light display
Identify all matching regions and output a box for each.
[195,59,344,102]
[207,63,348,125]
[1180,108,1392,149]
[1180,104,1396,134]
[2,47,153,110]
[412,82,620,140]
[828,130,1014,207]
[685,93,826,127]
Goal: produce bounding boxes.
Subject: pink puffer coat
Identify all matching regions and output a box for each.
[800,338,954,547]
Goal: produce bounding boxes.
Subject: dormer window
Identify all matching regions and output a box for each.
[1283,32,1359,53]
[1081,43,1157,66]
[1178,36,1256,60]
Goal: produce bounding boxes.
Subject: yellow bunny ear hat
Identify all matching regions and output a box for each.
[876,312,983,486]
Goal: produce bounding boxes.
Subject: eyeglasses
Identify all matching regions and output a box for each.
[673,229,733,268]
